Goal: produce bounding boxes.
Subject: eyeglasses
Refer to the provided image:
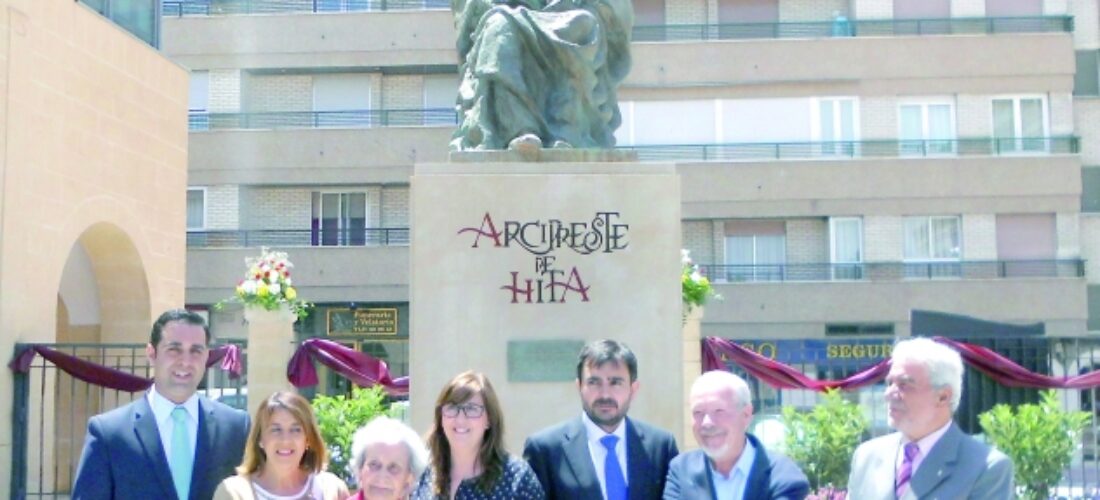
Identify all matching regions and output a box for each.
[441,403,485,418]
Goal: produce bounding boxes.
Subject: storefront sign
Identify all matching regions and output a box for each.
[733,338,893,365]
[327,308,398,335]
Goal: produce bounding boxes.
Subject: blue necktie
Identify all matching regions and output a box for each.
[600,435,627,500]
[170,407,193,500]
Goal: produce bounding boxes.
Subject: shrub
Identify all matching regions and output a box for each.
[781,389,867,490]
[978,389,1091,500]
[312,385,392,483]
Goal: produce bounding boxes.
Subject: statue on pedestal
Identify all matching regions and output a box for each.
[449,0,634,152]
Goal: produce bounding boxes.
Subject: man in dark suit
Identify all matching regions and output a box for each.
[847,337,1013,499]
[72,309,250,500]
[523,339,679,500]
[664,370,808,500]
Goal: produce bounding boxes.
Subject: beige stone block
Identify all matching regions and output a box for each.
[411,160,683,452]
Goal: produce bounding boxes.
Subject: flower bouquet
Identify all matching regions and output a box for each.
[218,247,311,319]
[682,249,720,313]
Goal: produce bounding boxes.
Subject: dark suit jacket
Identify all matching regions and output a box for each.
[72,393,250,500]
[523,416,679,500]
[663,433,809,500]
[847,423,1013,500]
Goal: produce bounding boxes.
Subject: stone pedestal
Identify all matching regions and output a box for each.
[410,159,684,452]
[681,305,704,449]
[245,306,298,416]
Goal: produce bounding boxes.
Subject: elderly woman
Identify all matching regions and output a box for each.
[411,371,544,499]
[349,416,428,500]
[215,391,349,500]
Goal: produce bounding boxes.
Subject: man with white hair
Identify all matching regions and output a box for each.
[847,337,1014,499]
[664,370,809,499]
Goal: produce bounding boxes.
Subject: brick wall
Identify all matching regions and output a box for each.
[864,215,902,261]
[1050,91,1074,136]
[951,0,985,17]
[666,0,707,25]
[1057,212,1081,259]
[1076,98,1100,165]
[956,94,992,137]
[852,0,891,19]
[1081,214,1100,281]
[380,186,410,227]
[786,218,828,263]
[245,74,313,112]
[1071,0,1099,50]
[382,75,425,110]
[241,188,312,229]
[208,69,241,113]
[204,185,239,230]
[683,220,714,265]
[860,96,896,140]
[712,221,726,263]
[962,214,996,260]
[779,0,848,22]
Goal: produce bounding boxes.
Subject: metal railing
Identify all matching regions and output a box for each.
[187,227,410,248]
[163,0,448,16]
[699,259,1086,283]
[632,15,1073,42]
[11,342,246,498]
[731,335,1100,496]
[623,136,1079,161]
[189,108,457,131]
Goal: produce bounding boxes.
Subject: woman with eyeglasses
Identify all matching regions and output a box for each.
[411,371,544,500]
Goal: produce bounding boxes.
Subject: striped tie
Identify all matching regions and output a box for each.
[895,442,920,499]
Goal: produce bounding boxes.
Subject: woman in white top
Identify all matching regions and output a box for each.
[215,391,349,500]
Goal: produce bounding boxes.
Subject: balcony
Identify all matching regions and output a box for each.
[699,260,1085,283]
[163,0,448,16]
[189,108,457,131]
[187,245,409,303]
[632,16,1072,42]
[186,228,410,248]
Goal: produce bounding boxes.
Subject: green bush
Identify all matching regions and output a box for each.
[781,389,867,490]
[978,389,1091,500]
[312,385,392,483]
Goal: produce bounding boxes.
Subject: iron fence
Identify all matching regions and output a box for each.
[10,342,246,499]
[163,0,448,16]
[632,15,1073,41]
[186,227,410,248]
[188,108,457,131]
[723,336,1100,496]
[623,136,1079,162]
[698,260,1086,283]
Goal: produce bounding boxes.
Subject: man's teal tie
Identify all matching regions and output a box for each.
[169,406,192,500]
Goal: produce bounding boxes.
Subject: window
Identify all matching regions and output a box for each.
[186,188,206,231]
[423,75,459,125]
[903,216,961,278]
[312,192,368,246]
[898,100,955,156]
[830,217,863,280]
[813,98,858,156]
[996,214,1056,276]
[313,74,372,127]
[725,220,786,282]
[189,71,210,131]
[893,0,949,19]
[992,96,1047,153]
[985,0,1042,17]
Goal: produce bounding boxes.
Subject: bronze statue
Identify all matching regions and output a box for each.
[450,0,634,151]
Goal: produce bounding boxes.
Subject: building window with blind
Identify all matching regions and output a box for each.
[898,99,955,156]
[903,215,961,278]
[724,220,786,282]
[812,97,859,156]
[830,217,863,280]
[311,192,369,246]
[187,188,206,231]
[992,95,1048,153]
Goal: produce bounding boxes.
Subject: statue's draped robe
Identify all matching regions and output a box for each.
[450,0,633,150]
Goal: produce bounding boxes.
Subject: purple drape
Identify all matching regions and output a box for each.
[8,344,242,393]
[287,338,409,396]
[703,336,1100,391]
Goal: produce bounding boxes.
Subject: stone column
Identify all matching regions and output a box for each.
[245,306,298,416]
[681,305,704,449]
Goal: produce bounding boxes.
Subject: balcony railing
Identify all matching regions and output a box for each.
[632,16,1073,42]
[698,260,1085,283]
[622,136,1079,162]
[189,109,457,131]
[187,228,410,248]
[163,0,448,16]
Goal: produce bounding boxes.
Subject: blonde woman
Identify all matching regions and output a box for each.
[215,391,349,500]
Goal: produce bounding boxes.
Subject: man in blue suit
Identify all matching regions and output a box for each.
[847,337,1013,499]
[664,370,809,500]
[523,340,679,500]
[72,309,250,500]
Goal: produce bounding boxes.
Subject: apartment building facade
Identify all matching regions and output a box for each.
[162,0,1098,392]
